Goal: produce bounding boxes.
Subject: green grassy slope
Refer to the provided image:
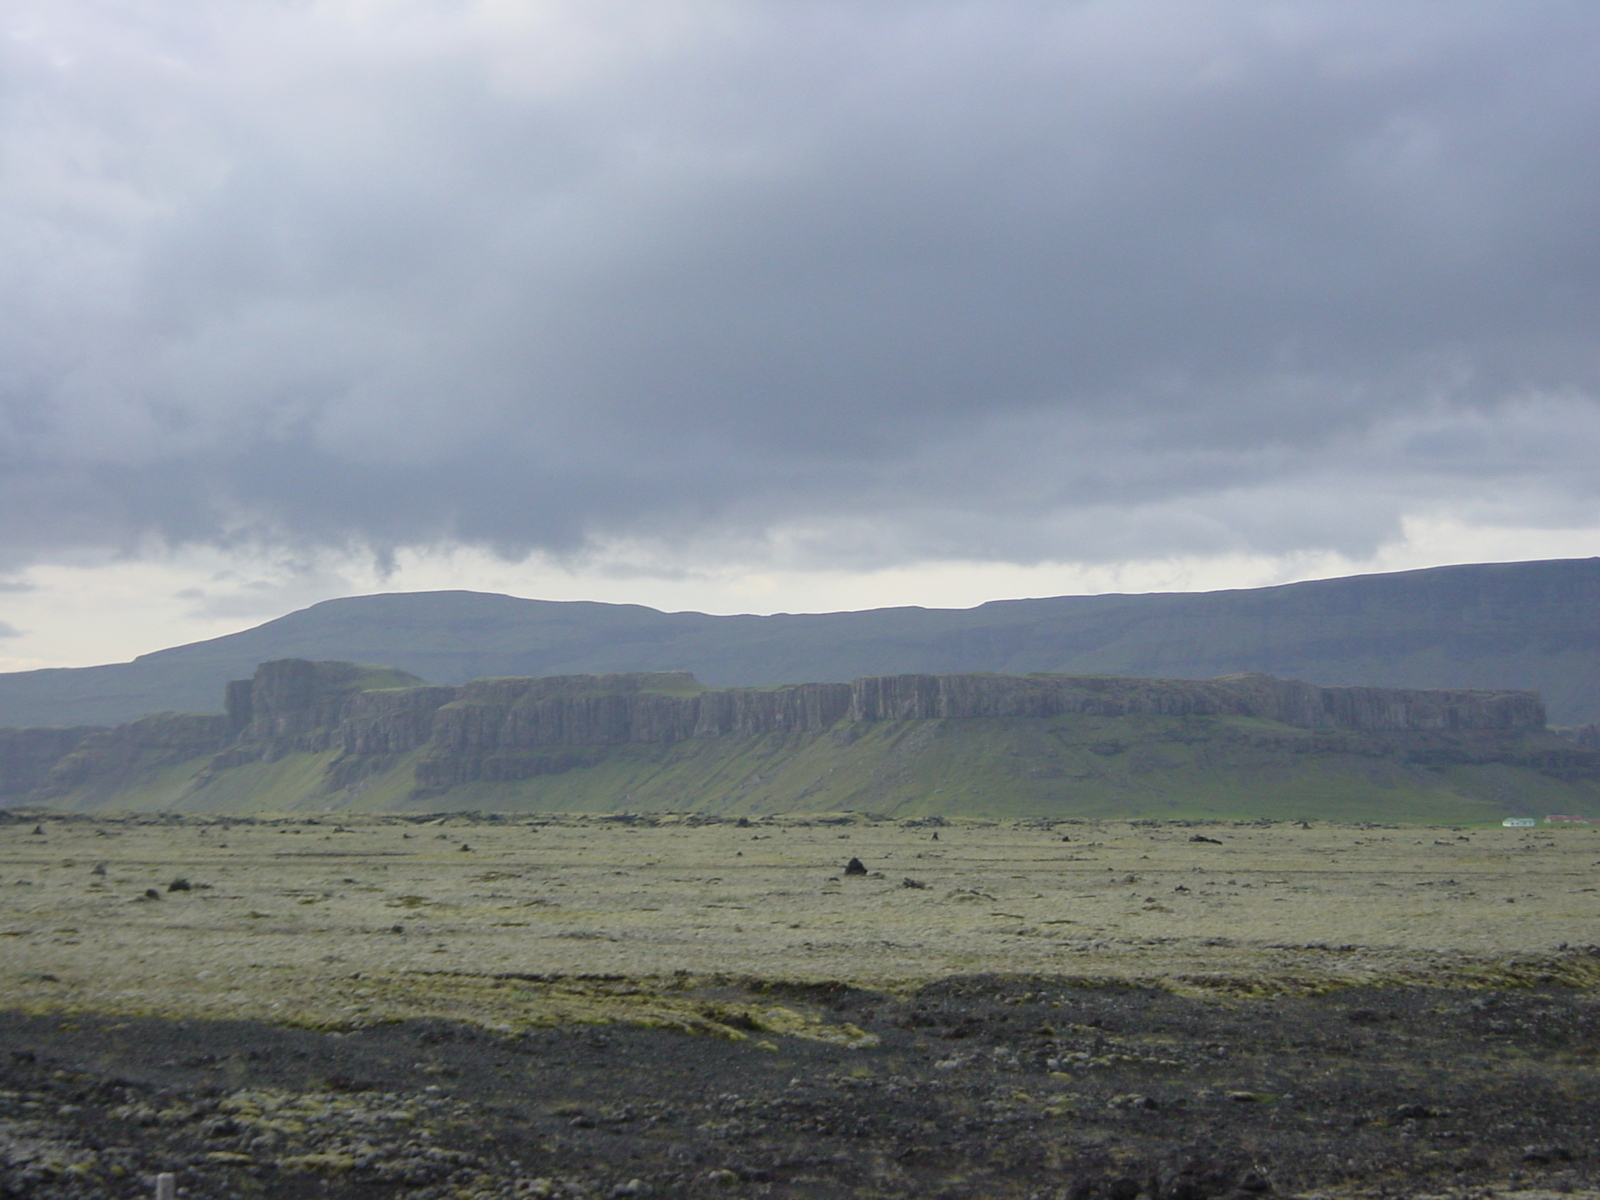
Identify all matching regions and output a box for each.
[43,755,215,813]
[420,715,1596,823]
[40,710,1600,824]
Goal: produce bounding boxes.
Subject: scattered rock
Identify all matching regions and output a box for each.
[844,857,868,876]
[0,976,1591,1199]
[1107,1093,1160,1110]
[460,843,473,852]
[90,863,106,876]
[142,888,161,900]
[168,878,192,892]
[901,877,927,889]
[29,825,43,836]
[1190,835,1223,844]
[1521,1146,1572,1164]
[1394,1103,1436,1119]
[1099,1177,1141,1200]
[946,888,996,901]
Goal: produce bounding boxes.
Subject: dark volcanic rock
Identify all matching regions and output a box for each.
[3,981,1599,1199]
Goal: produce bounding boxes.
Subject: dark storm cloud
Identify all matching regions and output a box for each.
[2,0,1598,572]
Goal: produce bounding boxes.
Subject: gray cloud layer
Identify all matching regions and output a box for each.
[3,1,1598,574]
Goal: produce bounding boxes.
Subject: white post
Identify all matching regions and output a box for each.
[155,1172,176,1200]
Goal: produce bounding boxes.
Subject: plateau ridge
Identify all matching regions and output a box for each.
[2,660,1593,823]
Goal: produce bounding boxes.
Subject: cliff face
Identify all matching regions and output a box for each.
[32,714,233,801]
[422,675,856,748]
[0,727,101,800]
[847,673,1545,732]
[410,670,1542,760]
[378,671,1543,791]
[0,658,1561,812]
[219,659,427,761]
[340,685,462,755]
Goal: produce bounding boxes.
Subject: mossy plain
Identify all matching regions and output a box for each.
[5,813,1600,1034]
[7,814,1600,1199]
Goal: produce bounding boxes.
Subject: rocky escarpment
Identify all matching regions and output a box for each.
[383,673,1535,791]
[0,659,1563,810]
[349,671,1543,758]
[0,660,425,805]
[0,727,102,800]
[222,659,426,756]
[34,714,234,801]
[845,673,1543,731]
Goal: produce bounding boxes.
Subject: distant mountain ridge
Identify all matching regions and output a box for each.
[4,556,1600,727]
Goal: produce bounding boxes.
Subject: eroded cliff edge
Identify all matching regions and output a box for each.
[2,658,1588,819]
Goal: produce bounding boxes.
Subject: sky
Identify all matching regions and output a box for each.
[2,1,1599,672]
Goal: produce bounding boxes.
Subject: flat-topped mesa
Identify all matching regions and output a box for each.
[416,676,857,751]
[1226,674,1544,731]
[0,659,1558,809]
[222,659,428,759]
[385,670,1546,795]
[424,673,707,752]
[847,673,1545,732]
[382,671,1543,771]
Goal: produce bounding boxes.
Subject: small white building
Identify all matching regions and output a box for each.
[1502,817,1536,828]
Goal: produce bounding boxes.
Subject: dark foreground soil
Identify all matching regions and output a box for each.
[4,978,1600,1199]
